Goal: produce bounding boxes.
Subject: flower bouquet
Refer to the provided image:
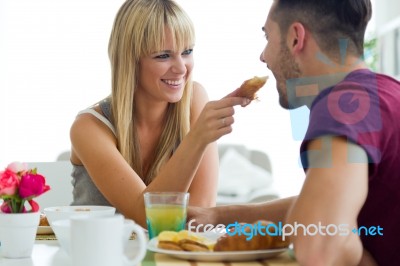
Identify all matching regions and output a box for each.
[0,162,50,213]
[0,162,51,258]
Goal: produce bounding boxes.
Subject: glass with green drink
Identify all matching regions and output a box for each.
[144,192,189,239]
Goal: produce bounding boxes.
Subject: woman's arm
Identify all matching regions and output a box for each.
[187,82,219,207]
[70,85,249,227]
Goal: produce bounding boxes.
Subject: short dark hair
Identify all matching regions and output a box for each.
[271,0,372,57]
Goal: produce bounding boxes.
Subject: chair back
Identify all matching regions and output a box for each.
[27,161,73,210]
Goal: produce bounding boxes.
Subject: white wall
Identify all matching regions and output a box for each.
[1,0,122,165]
[375,0,400,26]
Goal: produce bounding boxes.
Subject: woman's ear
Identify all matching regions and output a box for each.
[287,22,306,54]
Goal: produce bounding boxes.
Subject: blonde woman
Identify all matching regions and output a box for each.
[69,0,249,227]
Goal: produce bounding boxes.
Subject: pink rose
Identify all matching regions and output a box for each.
[1,162,51,213]
[0,169,20,196]
[18,173,50,199]
[7,162,28,175]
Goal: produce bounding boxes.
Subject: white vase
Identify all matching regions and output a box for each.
[0,211,40,258]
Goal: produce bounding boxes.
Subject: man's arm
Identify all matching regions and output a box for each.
[286,136,369,266]
[188,196,296,227]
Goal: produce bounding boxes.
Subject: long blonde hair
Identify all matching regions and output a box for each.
[108,0,195,184]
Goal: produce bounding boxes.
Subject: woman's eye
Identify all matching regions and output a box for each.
[155,54,170,59]
[182,49,193,55]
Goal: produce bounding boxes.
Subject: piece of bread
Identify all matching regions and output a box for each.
[157,231,183,250]
[158,241,184,251]
[157,230,215,252]
[213,220,290,251]
[179,239,210,252]
[237,76,268,100]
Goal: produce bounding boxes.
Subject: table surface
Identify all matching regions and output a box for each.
[0,239,299,266]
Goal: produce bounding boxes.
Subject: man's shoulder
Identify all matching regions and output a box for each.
[343,69,399,88]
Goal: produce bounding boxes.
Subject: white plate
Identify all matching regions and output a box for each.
[37,226,54,235]
[147,237,288,262]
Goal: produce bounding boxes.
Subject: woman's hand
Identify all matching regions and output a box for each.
[189,96,250,146]
[224,88,253,107]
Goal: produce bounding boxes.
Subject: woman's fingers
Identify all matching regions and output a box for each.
[222,90,252,107]
[208,96,249,120]
[191,96,250,145]
[202,99,239,134]
[216,116,234,129]
[218,96,250,107]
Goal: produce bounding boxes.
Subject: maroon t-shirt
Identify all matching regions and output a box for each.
[300,69,400,265]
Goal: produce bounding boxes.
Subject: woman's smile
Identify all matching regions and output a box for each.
[161,78,184,86]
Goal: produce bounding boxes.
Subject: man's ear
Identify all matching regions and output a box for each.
[287,22,306,53]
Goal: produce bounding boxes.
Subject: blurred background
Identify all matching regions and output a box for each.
[1,0,398,198]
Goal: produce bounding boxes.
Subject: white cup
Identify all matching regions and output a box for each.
[70,214,146,266]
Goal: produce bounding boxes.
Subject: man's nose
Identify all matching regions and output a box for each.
[260,51,266,63]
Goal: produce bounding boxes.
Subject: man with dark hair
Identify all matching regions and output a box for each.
[189,0,400,265]
[271,0,371,57]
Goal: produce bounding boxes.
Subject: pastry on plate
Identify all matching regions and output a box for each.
[157,230,215,252]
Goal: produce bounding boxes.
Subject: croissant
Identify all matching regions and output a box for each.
[236,76,268,100]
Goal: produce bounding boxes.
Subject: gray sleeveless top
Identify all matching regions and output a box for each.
[71,99,180,206]
[71,99,114,207]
